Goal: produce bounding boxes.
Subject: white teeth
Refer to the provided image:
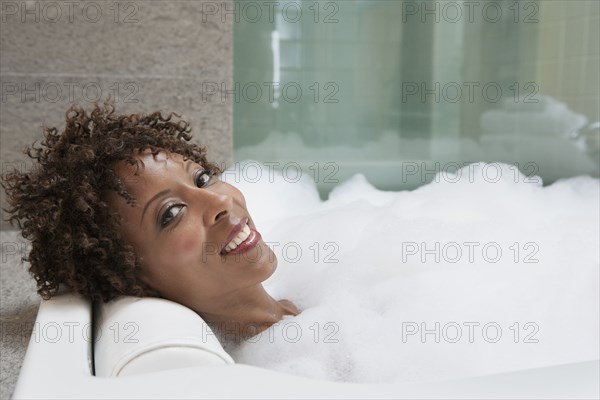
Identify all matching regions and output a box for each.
[222,223,251,254]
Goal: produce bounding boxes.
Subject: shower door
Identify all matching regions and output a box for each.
[234,0,600,195]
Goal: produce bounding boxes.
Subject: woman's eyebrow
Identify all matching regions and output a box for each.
[140,189,170,225]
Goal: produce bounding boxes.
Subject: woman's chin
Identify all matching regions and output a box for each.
[258,245,278,279]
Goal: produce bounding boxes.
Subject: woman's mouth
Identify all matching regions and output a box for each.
[220,221,262,255]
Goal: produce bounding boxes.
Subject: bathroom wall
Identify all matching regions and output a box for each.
[233,0,600,195]
[461,0,600,180]
[535,1,599,122]
[0,0,234,230]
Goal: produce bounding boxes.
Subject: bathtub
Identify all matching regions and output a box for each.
[12,293,599,399]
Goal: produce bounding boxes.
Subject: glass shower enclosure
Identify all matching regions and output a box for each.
[233,0,600,195]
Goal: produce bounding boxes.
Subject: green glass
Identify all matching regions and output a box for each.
[234,0,600,196]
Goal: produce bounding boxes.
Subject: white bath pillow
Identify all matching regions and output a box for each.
[93,296,233,377]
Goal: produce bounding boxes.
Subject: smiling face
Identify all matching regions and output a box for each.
[106,150,277,313]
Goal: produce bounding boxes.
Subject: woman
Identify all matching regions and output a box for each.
[1,101,299,341]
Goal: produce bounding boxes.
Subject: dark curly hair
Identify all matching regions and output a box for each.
[1,101,222,303]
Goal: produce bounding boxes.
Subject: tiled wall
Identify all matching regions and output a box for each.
[234,0,600,194]
[535,0,599,121]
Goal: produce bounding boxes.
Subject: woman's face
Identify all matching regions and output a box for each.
[106,150,277,312]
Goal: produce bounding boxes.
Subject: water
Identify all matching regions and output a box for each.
[221,161,599,383]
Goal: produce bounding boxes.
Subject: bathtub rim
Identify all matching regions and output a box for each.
[12,293,600,399]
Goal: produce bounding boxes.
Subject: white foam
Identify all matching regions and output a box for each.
[222,161,600,383]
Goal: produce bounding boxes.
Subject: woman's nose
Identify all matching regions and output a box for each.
[203,190,233,226]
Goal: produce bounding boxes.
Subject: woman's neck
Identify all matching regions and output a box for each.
[195,284,300,342]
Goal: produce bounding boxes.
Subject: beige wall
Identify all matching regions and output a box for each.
[0,0,233,230]
[536,0,600,121]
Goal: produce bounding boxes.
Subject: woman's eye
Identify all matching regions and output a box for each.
[160,204,184,228]
[195,170,213,188]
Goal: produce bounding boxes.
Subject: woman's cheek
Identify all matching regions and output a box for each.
[173,235,204,264]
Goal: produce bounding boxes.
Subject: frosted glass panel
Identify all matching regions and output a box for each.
[234,0,600,194]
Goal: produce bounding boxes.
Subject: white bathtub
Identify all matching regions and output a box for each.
[12,293,599,399]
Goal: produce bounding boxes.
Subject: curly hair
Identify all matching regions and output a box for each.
[1,101,222,303]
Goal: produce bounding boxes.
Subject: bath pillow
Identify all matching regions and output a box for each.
[93,296,234,377]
